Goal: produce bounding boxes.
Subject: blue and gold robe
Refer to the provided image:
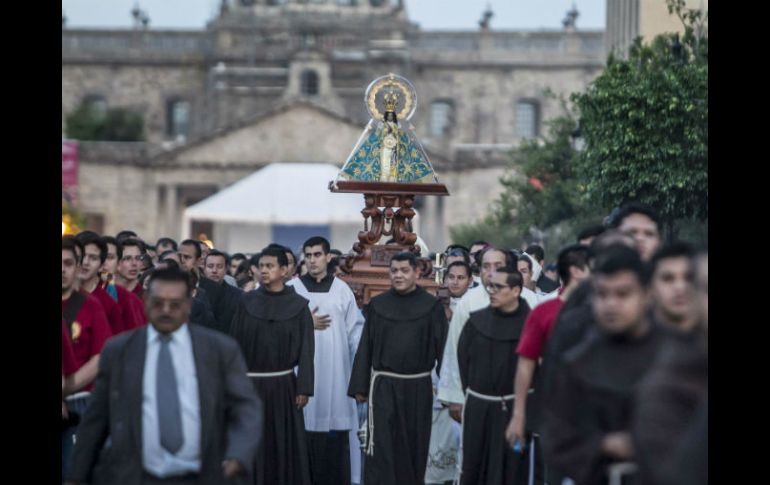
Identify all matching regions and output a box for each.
[340,122,436,184]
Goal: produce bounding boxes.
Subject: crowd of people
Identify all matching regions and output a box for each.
[61,201,707,485]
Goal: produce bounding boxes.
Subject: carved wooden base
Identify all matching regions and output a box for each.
[329,180,450,307]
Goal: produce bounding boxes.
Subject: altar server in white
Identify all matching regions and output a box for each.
[288,236,364,485]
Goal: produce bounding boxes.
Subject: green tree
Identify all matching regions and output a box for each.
[450,1,707,251]
[571,0,707,237]
[66,103,145,142]
[450,115,602,257]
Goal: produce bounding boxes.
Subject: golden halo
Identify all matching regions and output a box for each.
[365,73,417,121]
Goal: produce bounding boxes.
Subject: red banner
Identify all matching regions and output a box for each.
[62,140,78,188]
[62,140,79,204]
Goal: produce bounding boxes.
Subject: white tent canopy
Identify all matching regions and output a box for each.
[183,163,363,227]
[181,162,431,253]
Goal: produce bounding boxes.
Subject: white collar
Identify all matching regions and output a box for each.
[147,322,190,343]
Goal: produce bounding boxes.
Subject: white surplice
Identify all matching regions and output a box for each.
[288,275,364,482]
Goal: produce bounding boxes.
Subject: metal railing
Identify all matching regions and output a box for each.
[412,31,604,55]
[62,30,210,58]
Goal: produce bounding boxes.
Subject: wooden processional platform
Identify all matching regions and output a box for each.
[329,180,450,307]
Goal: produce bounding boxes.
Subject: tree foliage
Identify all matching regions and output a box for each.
[450,115,601,256]
[66,103,145,142]
[494,116,593,232]
[450,1,707,250]
[571,0,708,230]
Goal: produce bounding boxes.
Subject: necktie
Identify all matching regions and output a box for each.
[157,334,184,454]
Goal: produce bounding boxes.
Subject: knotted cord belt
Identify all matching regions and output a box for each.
[365,368,432,456]
[247,369,294,378]
[454,387,534,485]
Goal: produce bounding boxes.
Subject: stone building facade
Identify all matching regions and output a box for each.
[62,1,605,251]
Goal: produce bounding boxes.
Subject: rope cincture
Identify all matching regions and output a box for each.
[65,391,91,402]
[607,462,638,485]
[247,369,294,378]
[365,368,432,457]
[454,388,534,485]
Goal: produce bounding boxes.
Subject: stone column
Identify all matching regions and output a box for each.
[437,195,448,250]
[421,196,437,250]
[165,183,178,240]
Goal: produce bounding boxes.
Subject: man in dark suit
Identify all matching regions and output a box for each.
[65,267,262,485]
[199,250,243,334]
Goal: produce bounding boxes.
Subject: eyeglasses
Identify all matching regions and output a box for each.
[485,283,510,294]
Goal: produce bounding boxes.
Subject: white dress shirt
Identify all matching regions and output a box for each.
[143,324,202,477]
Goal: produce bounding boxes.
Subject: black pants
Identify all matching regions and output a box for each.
[531,433,546,485]
[62,394,91,483]
[306,430,351,485]
[141,472,200,484]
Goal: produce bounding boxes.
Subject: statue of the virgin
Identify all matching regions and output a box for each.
[338,74,438,184]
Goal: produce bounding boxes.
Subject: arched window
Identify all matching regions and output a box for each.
[300,70,319,96]
[166,99,191,139]
[515,100,540,139]
[430,100,453,137]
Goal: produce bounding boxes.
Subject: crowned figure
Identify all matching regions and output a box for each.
[338,74,438,184]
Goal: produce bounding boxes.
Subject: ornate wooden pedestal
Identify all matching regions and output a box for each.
[329,180,450,307]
